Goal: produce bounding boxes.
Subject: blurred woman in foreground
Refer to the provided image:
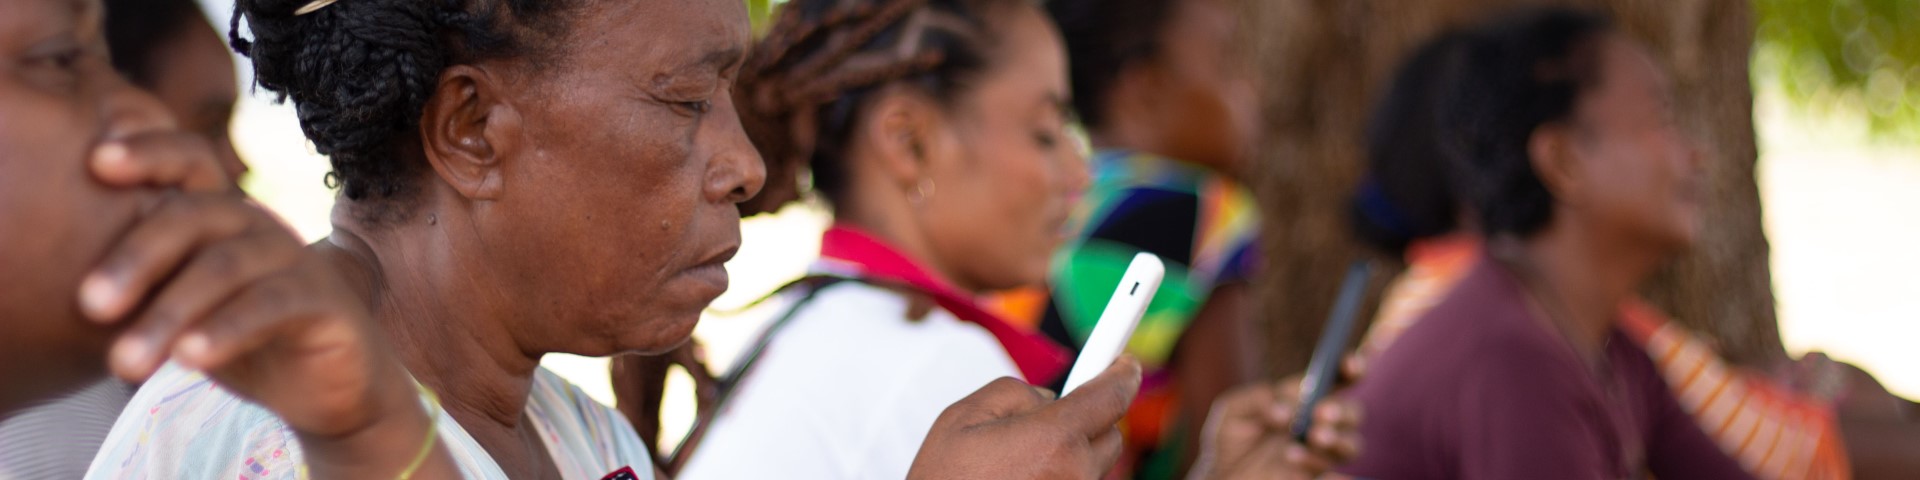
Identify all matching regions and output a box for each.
[0,0,250,476]
[0,0,460,478]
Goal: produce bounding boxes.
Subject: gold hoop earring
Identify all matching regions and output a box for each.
[910,179,936,205]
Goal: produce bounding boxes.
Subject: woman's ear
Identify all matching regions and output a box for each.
[859,87,946,188]
[1528,121,1584,208]
[420,65,523,201]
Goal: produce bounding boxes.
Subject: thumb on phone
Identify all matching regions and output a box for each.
[1043,356,1142,438]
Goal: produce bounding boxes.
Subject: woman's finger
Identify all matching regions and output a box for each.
[80,195,257,322]
[1341,354,1368,383]
[945,377,1050,424]
[1086,426,1123,477]
[116,228,302,375]
[1314,398,1361,430]
[168,272,324,372]
[90,131,232,194]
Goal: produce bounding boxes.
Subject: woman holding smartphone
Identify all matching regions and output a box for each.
[636,0,1358,478]
[1339,8,1753,478]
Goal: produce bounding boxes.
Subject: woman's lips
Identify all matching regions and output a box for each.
[683,261,730,293]
[682,246,738,296]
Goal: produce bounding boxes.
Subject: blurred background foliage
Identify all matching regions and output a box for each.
[1755,0,1920,142]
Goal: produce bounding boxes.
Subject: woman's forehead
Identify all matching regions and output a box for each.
[0,0,93,44]
[556,0,748,75]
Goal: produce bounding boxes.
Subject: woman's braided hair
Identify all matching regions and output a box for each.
[734,0,1021,215]
[228,0,581,209]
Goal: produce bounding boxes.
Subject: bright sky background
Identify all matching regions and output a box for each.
[194,2,1920,439]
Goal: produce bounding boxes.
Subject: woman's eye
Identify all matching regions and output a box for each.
[1035,131,1060,149]
[673,99,713,115]
[20,44,87,91]
[28,46,84,72]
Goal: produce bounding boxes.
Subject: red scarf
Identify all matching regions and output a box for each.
[817,224,1071,383]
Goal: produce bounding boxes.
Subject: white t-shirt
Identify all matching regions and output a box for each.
[679,281,1021,480]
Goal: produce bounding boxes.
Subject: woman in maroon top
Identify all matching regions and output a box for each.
[1340,8,1752,479]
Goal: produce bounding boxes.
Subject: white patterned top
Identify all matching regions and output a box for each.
[85,362,653,480]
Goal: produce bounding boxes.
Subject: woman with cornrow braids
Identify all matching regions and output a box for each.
[629,0,1355,479]
[83,0,1145,478]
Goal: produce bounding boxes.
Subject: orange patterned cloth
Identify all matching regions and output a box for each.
[1359,235,1851,480]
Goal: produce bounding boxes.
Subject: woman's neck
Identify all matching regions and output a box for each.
[1509,223,1664,358]
[835,203,986,295]
[319,205,541,431]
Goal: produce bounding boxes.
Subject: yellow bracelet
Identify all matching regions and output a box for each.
[397,384,443,480]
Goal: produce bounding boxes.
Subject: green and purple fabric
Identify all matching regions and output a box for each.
[1040,149,1261,479]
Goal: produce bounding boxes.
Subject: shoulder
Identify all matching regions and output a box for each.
[87,363,306,480]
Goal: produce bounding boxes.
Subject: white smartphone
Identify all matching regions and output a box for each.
[1060,252,1165,396]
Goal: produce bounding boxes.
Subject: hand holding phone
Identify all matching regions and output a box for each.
[1060,252,1164,396]
[1291,261,1373,442]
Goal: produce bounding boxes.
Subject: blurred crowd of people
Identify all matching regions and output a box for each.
[1,0,1915,479]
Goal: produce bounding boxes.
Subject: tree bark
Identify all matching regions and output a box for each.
[1240,0,1786,376]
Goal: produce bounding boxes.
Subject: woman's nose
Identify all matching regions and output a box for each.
[707,98,767,205]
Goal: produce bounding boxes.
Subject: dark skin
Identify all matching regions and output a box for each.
[142,9,244,180]
[314,0,1144,478]
[835,4,1085,294]
[830,4,1360,477]
[312,0,760,477]
[0,0,456,477]
[1081,0,1262,470]
[1501,34,1705,362]
[613,8,1087,464]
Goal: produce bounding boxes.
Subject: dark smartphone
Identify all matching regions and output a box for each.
[1291,261,1374,443]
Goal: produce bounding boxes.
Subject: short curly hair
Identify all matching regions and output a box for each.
[1438,8,1613,238]
[228,0,584,206]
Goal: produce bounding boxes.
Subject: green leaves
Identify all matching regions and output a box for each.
[1755,0,1920,141]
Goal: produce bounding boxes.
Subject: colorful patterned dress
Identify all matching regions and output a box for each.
[1039,149,1262,479]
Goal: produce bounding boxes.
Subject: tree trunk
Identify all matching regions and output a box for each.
[1240,0,1786,376]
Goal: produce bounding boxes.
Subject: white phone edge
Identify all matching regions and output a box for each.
[1059,252,1165,396]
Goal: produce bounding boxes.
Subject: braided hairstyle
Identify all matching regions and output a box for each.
[1438,8,1613,238]
[104,0,206,88]
[734,0,1026,215]
[1046,0,1177,131]
[228,0,583,209]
